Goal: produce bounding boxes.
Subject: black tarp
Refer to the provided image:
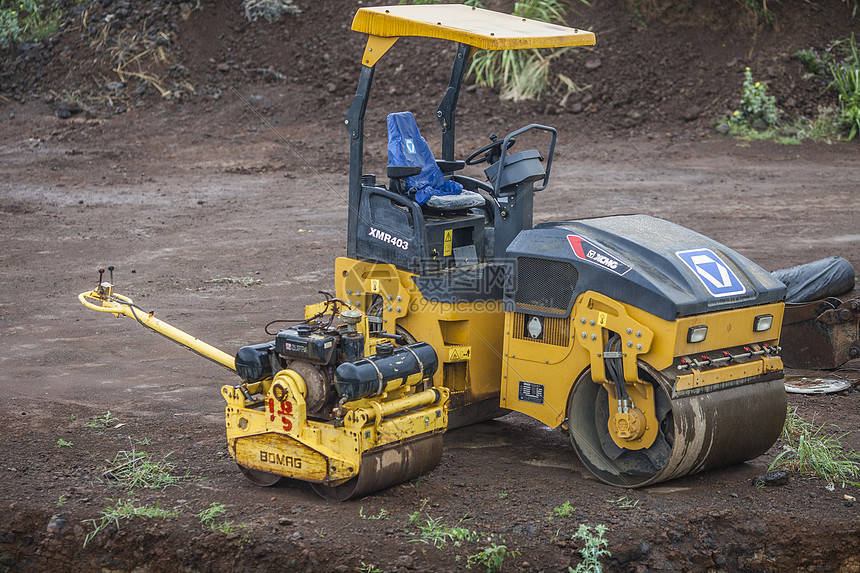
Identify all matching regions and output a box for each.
[772,256,856,303]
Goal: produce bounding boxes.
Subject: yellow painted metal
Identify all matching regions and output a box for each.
[79,268,452,490]
[500,311,584,425]
[601,379,658,451]
[443,229,453,257]
[623,301,785,371]
[80,260,784,489]
[79,287,236,371]
[447,346,471,362]
[351,5,596,52]
[336,257,411,326]
[674,355,783,392]
[344,388,446,424]
[223,365,449,486]
[303,300,333,320]
[672,304,785,357]
[334,257,505,413]
[361,34,399,67]
[511,313,570,347]
[233,432,335,483]
[574,292,655,383]
[612,409,647,440]
[501,292,786,431]
[505,316,576,365]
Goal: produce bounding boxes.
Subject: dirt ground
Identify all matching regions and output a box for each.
[2,0,860,571]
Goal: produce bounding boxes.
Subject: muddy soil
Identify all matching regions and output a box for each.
[2,0,860,571]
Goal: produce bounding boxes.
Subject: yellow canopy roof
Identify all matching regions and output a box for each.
[352,4,595,57]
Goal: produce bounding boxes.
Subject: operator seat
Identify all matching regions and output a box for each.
[386,112,485,213]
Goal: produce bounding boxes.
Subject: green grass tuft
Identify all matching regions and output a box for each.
[102,444,190,490]
[84,499,178,547]
[769,406,860,488]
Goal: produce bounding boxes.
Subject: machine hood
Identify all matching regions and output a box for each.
[505,214,786,321]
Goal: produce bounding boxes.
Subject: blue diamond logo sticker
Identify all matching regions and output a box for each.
[676,248,746,298]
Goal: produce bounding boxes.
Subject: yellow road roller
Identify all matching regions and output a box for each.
[80,4,787,499]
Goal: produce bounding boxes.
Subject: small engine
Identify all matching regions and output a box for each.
[232,309,437,417]
[232,319,360,416]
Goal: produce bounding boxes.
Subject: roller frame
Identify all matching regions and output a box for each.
[223,368,449,495]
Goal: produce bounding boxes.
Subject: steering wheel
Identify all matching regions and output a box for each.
[465,134,516,166]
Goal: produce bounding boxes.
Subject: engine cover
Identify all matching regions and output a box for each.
[505,214,786,321]
[275,326,336,364]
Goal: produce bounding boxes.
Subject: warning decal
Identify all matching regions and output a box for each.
[518,381,545,404]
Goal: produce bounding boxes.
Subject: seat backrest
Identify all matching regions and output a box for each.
[387,112,462,204]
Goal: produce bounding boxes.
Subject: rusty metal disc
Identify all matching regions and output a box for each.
[311,433,443,501]
[784,377,852,394]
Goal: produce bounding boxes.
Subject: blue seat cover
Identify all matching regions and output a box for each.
[387,111,463,205]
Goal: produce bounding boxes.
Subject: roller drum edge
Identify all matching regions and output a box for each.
[654,375,787,485]
[569,364,787,488]
[311,434,444,501]
[237,464,284,487]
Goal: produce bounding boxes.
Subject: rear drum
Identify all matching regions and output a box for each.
[568,363,787,487]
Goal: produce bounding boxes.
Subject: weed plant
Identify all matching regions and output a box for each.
[468,0,590,102]
[795,34,860,140]
[795,105,847,142]
[0,0,59,45]
[607,495,639,509]
[796,46,835,77]
[407,507,519,571]
[102,444,190,490]
[827,34,860,139]
[197,502,227,526]
[741,0,856,26]
[86,411,118,429]
[769,406,860,488]
[570,524,610,573]
[197,502,241,533]
[413,515,479,547]
[359,506,389,520]
[730,67,780,127]
[741,0,775,26]
[552,500,576,519]
[84,499,178,547]
[466,541,519,572]
[722,53,860,144]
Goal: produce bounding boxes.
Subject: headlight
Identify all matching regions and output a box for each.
[687,325,708,343]
[753,314,774,332]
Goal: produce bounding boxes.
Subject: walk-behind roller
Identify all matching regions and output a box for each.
[80,279,448,500]
[79,5,788,497]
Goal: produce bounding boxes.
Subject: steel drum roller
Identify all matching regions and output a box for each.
[569,363,787,487]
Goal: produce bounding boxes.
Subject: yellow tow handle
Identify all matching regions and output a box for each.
[79,284,237,372]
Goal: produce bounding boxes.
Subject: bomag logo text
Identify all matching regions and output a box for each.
[260,450,302,468]
[586,249,619,270]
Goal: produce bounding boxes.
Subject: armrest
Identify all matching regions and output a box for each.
[387,165,422,179]
[436,159,466,174]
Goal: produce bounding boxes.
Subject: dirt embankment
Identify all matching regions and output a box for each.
[2,0,857,136]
